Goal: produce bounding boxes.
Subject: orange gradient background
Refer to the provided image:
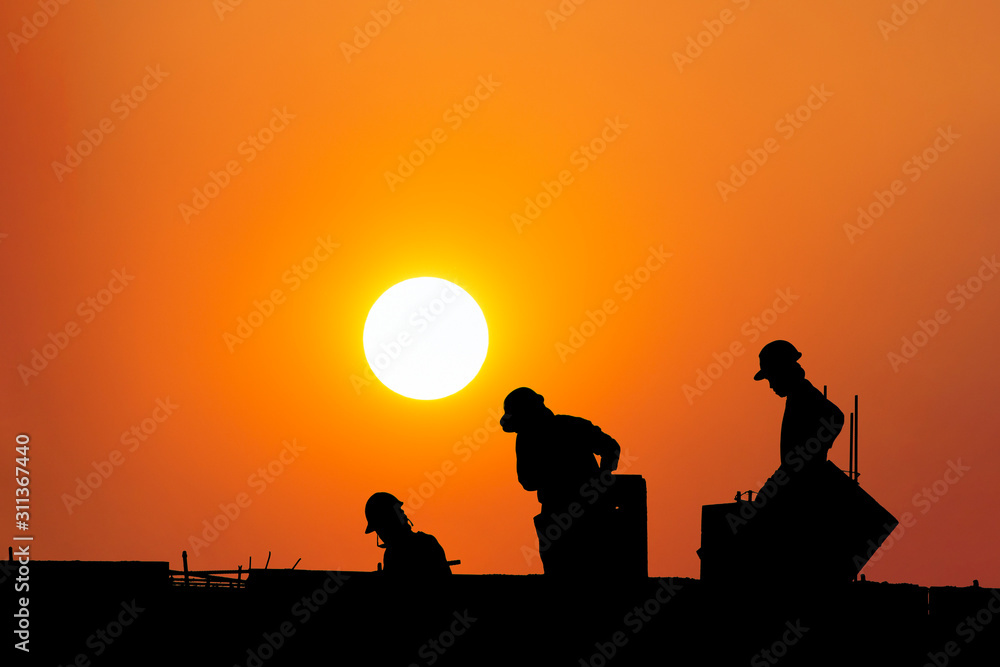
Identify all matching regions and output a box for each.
[2,1,998,587]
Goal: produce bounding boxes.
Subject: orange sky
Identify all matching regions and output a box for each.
[2,0,998,587]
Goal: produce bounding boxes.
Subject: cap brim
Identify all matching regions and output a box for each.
[753,369,767,381]
[365,523,375,534]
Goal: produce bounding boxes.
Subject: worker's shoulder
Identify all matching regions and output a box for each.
[413,531,444,549]
[801,380,844,412]
[553,414,597,429]
[794,379,825,401]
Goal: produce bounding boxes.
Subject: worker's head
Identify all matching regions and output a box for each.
[754,340,805,397]
[500,387,547,432]
[364,492,411,543]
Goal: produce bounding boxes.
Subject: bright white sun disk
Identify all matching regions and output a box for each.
[363,277,488,400]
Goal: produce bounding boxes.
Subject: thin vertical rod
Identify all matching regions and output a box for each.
[849,413,855,479]
[854,395,859,478]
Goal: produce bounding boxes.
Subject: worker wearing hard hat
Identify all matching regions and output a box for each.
[364,492,452,576]
[754,340,845,475]
[501,387,620,575]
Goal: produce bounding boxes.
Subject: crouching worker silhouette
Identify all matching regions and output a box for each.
[364,492,452,577]
[501,387,621,576]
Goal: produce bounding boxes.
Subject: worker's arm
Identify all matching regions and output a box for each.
[824,401,845,449]
[579,418,620,472]
[423,533,453,576]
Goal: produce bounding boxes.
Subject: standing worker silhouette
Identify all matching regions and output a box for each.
[500,387,621,575]
[752,341,847,581]
[364,492,452,577]
[754,340,845,475]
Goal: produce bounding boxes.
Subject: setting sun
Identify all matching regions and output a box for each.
[363,277,488,400]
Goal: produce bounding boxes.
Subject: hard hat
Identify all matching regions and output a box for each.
[754,340,802,381]
[501,387,545,430]
[503,387,544,413]
[365,492,403,534]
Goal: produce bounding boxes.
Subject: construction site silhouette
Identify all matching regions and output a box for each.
[8,342,998,666]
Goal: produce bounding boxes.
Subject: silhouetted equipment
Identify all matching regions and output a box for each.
[602,474,648,578]
[533,473,647,578]
[699,390,897,584]
[850,412,855,477]
[850,394,859,480]
[169,551,274,588]
[704,344,898,583]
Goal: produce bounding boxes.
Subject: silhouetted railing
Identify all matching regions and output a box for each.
[168,549,248,588]
[168,567,247,588]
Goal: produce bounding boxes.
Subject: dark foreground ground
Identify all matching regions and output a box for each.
[5,560,999,666]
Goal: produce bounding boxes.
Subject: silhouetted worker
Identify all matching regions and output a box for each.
[752,341,848,582]
[364,492,452,577]
[754,340,844,475]
[500,387,620,575]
